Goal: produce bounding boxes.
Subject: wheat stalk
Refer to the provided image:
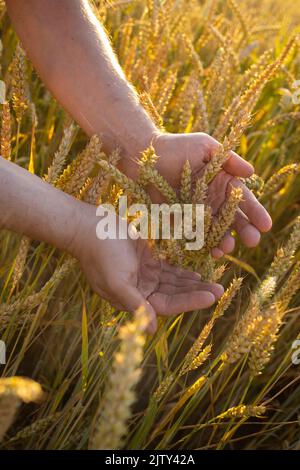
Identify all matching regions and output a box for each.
[90,306,148,450]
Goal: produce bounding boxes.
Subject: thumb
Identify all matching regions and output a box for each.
[116,283,158,334]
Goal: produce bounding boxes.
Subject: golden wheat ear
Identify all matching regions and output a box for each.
[0,101,12,161]
[89,306,148,450]
[0,377,43,442]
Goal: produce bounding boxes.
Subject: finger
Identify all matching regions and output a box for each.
[157,281,224,298]
[115,283,157,334]
[211,230,235,259]
[148,290,216,316]
[218,231,235,253]
[207,135,254,177]
[233,209,261,247]
[222,151,254,178]
[211,247,224,259]
[230,179,272,232]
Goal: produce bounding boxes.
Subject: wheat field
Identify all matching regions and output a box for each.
[1,0,300,450]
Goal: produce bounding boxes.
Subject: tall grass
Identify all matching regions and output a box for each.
[1,0,300,450]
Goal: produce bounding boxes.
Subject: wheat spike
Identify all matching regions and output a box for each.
[221,294,261,364]
[193,177,208,204]
[45,122,77,184]
[138,164,177,204]
[226,0,250,42]
[213,277,243,319]
[203,206,213,242]
[213,94,241,141]
[90,306,148,450]
[139,91,163,128]
[138,145,159,187]
[265,112,300,128]
[243,174,265,195]
[83,171,109,205]
[209,24,239,68]
[156,69,177,116]
[206,186,243,248]
[11,44,30,123]
[216,404,266,420]
[211,263,227,282]
[267,216,300,279]
[233,36,297,124]
[275,261,300,310]
[56,135,102,196]
[182,34,204,75]
[248,306,281,376]
[193,87,210,133]
[198,253,215,281]
[261,164,300,197]
[98,158,151,205]
[153,373,175,403]
[7,411,62,444]
[182,344,212,374]
[250,264,300,375]
[0,377,43,441]
[0,258,76,328]
[203,106,250,188]
[180,160,192,203]
[83,148,121,204]
[181,278,242,374]
[196,13,224,50]
[10,236,30,294]
[0,102,11,160]
[154,238,185,266]
[178,73,199,132]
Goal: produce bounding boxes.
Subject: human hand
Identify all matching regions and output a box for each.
[151,132,272,258]
[71,203,224,332]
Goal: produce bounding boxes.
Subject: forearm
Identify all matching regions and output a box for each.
[0,156,85,253]
[5,0,157,178]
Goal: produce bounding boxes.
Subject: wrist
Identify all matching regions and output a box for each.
[118,126,163,181]
[65,199,96,260]
[124,124,161,157]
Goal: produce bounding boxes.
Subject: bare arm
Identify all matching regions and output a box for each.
[0,156,85,252]
[0,0,225,325]
[4,0,272,257]
[5,0,158,177]
[0,156,224,332]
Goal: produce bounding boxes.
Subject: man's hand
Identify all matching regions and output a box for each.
[5,1,272,262]
[72,205,224,333]
[151,132,272,258]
